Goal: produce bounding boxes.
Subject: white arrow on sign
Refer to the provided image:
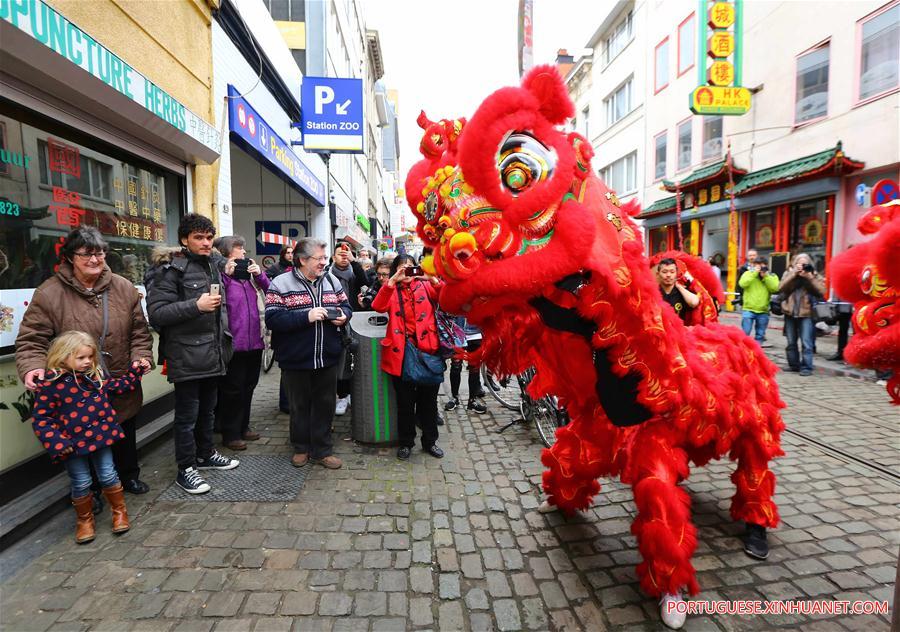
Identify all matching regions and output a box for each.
[336,99,351,115]
[314,86,335,114]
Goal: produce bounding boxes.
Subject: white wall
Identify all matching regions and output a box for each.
[590,0,646,204]
[211,21,327,239]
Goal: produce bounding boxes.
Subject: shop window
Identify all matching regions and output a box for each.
[790,198,827,272]
[858,2,899,102]
[702,116,723,160]
[678,13,696,76]
[654,132,667,180]
[748,208,776,258]
[677,119,692,171]
[0,122,8,177]
[0,110,184,295]
[600,151,637,195]
[603,11,634,65]
[649,226,669,254]
[795,42,829,124]
[604,77,633,127]
[655,38,670,93]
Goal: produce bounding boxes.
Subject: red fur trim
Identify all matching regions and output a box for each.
[521,65,575,125]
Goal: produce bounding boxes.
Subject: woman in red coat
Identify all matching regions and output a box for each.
[372,254,445,460]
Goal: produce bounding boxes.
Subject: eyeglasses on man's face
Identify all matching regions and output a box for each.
[303,255,328,262]
[73,251,107,260]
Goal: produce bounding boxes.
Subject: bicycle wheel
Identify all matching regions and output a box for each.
[481,365,520,411]
[262,333,275,373]
[532,396,566,448]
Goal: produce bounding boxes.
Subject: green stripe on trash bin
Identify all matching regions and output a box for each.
[371,337,381,442]
[383,371,390,439]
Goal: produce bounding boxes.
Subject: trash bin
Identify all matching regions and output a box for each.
[350,311,398,444]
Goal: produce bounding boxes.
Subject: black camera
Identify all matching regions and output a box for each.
[325,307,343,320]
[802,263,815,273]
[233,258,251,280]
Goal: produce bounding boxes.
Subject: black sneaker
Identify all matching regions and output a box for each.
[177,467,210,494]
[467,399,487,414]
[743,522,769,559]
[397,447,411,460]
[444,397,460,411]
[424,445,444,458]
[197,451,240,470]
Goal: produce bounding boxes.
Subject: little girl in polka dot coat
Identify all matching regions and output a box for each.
[31,331,148,544]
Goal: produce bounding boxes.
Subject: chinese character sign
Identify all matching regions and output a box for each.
[691,0,750,115]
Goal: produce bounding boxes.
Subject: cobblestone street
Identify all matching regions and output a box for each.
[1,358,897,631]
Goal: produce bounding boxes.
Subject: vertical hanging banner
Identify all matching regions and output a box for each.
[517,0,534,78]
[690,0,751,115]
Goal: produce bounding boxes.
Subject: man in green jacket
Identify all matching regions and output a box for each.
[738,257,780,348]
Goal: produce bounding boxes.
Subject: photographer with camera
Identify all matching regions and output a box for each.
[778,253,826,376]
[215,236,269,450]
[738,256,780,348]
[265,238,350,470]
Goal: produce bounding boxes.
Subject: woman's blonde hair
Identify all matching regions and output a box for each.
[45,331,104,383]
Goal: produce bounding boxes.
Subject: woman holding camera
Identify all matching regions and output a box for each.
[778,253,826,376]
[372,254,445,461]
[216,236,270,450]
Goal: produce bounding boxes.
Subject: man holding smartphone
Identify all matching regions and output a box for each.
[265,238,351,470]
[148,214,239,495]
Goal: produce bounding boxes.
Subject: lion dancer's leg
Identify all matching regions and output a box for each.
[730,414,783,560]
[626,426,698,630]
[539,406,612,514]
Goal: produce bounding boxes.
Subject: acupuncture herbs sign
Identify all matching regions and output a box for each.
[1,0,219,154]
[689,0,751,116]
[300,77,364,153]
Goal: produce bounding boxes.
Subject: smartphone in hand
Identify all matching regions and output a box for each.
[325,307,343,320]
[209,284,220,296]
[405,266,424,277]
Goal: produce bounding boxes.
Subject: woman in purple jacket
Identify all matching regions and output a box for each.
[215,236,270,450]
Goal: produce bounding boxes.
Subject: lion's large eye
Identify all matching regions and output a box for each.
[498,132,556,195]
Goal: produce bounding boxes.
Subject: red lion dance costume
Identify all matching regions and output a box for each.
[406,67,786,614]
[830,200,900,405]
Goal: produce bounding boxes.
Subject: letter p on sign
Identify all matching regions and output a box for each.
[314,86,335,114]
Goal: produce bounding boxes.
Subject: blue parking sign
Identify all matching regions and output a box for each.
[301,77,364,153]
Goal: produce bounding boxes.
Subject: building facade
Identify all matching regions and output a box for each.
[571,0,898,299]
[0,0,220,529]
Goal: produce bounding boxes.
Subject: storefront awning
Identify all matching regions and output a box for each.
[636,195,681,219]
[661,159,747,193]
[731,142,864,195]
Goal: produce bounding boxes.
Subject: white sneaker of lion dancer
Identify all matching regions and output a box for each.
[660,593,687,630]
[537,500,557,514]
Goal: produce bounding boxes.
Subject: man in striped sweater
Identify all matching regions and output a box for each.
[265,238,352,470]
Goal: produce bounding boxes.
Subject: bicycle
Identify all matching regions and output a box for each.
[262,330,276,373]
[482,365,569,448]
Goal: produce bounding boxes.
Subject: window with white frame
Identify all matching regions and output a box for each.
[581,106,590,139]
[655,38,669,92]
[654,133,667,180]
[795,43,829,123]
[603,11,634,65]
[603,77,633,127]
[678,14,696,75]
[677,119,692,170]
[859,3,899,101]
[702,116,723,160]
[601,152,637,194]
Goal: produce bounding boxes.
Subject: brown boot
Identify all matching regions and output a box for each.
[102,484,130,534]
[72,494,95,544]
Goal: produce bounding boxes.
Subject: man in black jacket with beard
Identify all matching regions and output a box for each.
[148,213,239,495]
